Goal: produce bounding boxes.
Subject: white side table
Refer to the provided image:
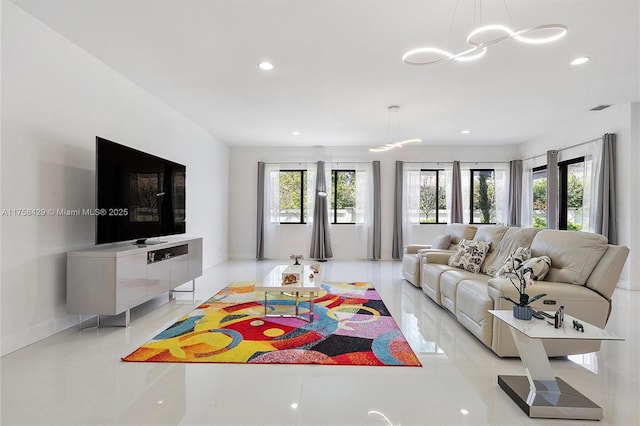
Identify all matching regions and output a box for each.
[489,309,623,420]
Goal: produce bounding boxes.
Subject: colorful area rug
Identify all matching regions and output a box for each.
[123,280,421,366]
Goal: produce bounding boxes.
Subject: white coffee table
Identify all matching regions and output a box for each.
[254,265,322,322]
[489,309,623,420]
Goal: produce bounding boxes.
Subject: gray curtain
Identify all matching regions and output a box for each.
[450,160,463,223]
[372,161,382,260]
[595,134,617,243]
[392,161,403,260]
[507,160,522,226]
[256,161,265,259]
[310,161,333,260]
[546,150,559,229]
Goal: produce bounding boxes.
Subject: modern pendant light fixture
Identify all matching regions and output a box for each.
[402,0,567,66]
[369,106,422,153]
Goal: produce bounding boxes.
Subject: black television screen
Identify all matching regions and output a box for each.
[96,137,186,245]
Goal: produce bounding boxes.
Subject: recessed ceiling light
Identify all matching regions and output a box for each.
[292,131,300,136]
[461,130,471,134]
[571,56,590,66]
[259,62,274,71]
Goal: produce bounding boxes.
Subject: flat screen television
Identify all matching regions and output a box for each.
[95,137,186,245]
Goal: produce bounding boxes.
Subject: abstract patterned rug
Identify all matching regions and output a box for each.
[122,280,421,366]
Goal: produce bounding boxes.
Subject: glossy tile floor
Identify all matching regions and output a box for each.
[1,260,639,426]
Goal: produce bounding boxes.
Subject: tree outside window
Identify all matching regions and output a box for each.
[419,169,447,224]
[561,159,585,231]
[278,170,306,223]
[532,167,547,229]
[330,170,356,224]
[471,169,496,224]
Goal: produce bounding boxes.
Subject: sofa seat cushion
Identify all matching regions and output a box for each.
[440,269,491,315]
[456,280,495,348]
[531,230,608,285]
[421,263,454,304]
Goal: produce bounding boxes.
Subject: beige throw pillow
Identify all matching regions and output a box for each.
[447,239,491,274]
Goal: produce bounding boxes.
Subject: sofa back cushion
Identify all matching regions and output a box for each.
[431,234,452,250]
[445,224,477,250]
[472,225,509,274]
[530,230,608,285]
[484,227,541,276]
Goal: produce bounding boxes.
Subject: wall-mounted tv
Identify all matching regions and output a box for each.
[96,137,186,245]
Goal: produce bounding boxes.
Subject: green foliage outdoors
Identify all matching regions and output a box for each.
[472,171,495,223]
[419,171,446,223]
[279,171,305,222]
[332,171,356,210]
[532,169,584,230]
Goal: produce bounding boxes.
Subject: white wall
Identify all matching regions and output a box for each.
[0,1,229,355]
[518,103,638,290]
[228,144,519,261]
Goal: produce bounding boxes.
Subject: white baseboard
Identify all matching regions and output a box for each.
[1,313,79,357]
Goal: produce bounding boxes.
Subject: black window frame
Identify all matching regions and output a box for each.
[278,169,306,224]
[558,156,585,230]
[469,168,497,225]
[419,168,447,224]
[330,169,356,225]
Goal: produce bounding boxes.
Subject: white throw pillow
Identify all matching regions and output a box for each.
[521,256,552,281]
[495,247,531,278]
[447,239,491,274]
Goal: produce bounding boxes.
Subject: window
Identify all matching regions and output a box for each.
[559,157,585,231]
[419,169,447,224]
[528,157,586,231]
[532,166,547,229]
[330,170,356,224]
[278,170,307,223]
[470,169,496,224]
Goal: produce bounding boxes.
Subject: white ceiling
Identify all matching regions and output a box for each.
[11,0,640,148]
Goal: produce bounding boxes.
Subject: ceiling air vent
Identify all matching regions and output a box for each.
[590,105,612,111]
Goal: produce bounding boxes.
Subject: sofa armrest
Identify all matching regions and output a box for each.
[421,250,454,265]
[487,278,611,327]
[405,244,432,255]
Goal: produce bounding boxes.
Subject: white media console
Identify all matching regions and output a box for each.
[67,236,203,327]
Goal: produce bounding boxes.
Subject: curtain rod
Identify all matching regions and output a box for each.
[262,161,373,165]
[401,161,508,165]
[521,136,602,162]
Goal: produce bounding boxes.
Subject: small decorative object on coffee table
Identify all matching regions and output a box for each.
[501,265,546,320]
[282,265,302,285]
[290,254,304,265]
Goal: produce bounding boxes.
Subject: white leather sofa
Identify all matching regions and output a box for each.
[419,225,629,357]
[401,224,477,287]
